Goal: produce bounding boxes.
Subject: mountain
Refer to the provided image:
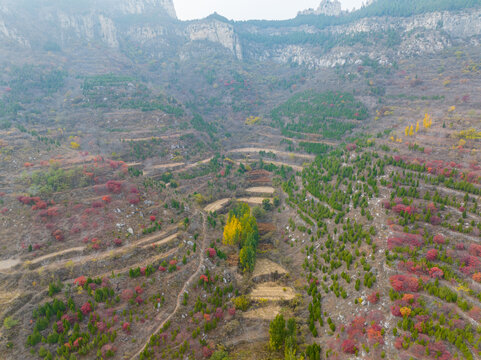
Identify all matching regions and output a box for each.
[0,0,480,68]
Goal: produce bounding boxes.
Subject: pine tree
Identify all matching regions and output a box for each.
[269,314,286,351]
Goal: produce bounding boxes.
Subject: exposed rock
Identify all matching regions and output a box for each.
[187,19,243,60]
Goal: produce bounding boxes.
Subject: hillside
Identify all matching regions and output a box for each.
[0,1,481,360]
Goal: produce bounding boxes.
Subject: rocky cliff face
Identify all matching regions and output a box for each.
[187,19,243,60]
[243,9,481,69]
[0,1,480,69]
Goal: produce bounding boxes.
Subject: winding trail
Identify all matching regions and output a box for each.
[129,210,208,360]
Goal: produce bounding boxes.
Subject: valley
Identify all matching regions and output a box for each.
[0,1,481,360]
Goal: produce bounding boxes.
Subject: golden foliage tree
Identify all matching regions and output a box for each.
[223,216,241,245]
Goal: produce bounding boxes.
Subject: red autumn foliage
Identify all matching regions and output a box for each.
[200,274,208,283]
[127,194,140,205]
[469,244,481,257]
[52,229,64,241]
[122,322,130,332]
[135,296,143,304]
[158,266,166,272]
[430,215,441,225]
[382,200,391,209]
[150,215,156,222]
[433,234,445,244]
[387,232,423,250]
[429,267,444,279]
[390,275,419,292]
[346,143,357,151]
[74,276,87,287]
[202,347,213,358]
[228,308,236,316]
[101,344,116,358]
[341,339,357,354]
[206,248,216,258]
[367,323,383,345]
[426,249,438,261]
[102,195,111,203]
[367,292,380,304]
[121,289,134,301]
[135,285,143,294]
[106,180,122,194]
[427,203,438,213]
[81,302,92,315]
[113,238,122,246]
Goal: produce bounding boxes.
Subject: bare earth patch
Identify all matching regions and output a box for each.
[252,258,287,279]
[237,197,268,205]
[249,282,296,301]
[0,258,20,271]
[245,187,275,194]
[204,198,230,212]
[242,305,281,320]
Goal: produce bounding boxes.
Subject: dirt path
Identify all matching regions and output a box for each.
[141,233,179,249]
[28,247,85,265]
[129,211,208,360]
[228,148,315,160]
[204,198,230,212]
[237,197,270,205]
[262,161,304,172]
[246,187,275,194]
[30,228,178,272]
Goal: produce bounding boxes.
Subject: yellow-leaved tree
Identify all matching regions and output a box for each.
[223,216,241,245]
[409,125,414,136]
[415,122,419,133]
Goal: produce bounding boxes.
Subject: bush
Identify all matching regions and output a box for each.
[3,316,18,330]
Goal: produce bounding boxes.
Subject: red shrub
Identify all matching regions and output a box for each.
[426,249,438,261]
[346,143,357,152]
[74,276,87,287]
[433,234,445,244]
[214,308,224,319]
[81,302,92,315]
[121,289,134,301]
[206,248,216,258]
[122,322,130,332]
[367,292,380,304]
[106,180,122,194]
[429,267,444,279]
[92,201,104,208]
[101,344,116,358]
[390,275,419,292]
[158,266,166,272]
[150,215,156,222]
[341,339,357,354]
[127,195,140,205]
[382,200,391,209]
[430,215,441,225]
[135,296,143,304]
[52,229,64,241]
[469,244,481,257]
[200,274,209,283]
[202,347,213,358]
[228,308,236,316]
[113,238,122,246]
[135,286,143,294]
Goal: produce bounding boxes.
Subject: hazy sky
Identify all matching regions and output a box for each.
[174,0,366,21]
